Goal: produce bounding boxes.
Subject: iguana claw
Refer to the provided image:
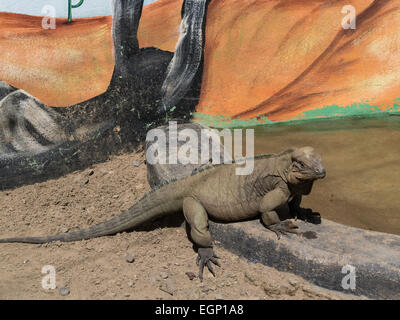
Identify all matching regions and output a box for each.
[196,247,221,281]
[267,220,300,240]
[295,208,321,224]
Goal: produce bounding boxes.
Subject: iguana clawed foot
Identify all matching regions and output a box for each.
[196,247,221,281]
[268,220,318,240]
[294,208,321,224]
[267,220,301,240]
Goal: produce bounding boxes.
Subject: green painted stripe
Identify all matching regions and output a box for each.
[194,97,400,128]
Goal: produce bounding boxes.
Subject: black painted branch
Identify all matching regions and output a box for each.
[161,0,210,111]
[112,0,144,77]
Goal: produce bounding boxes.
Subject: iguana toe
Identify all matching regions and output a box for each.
[267,220,301,239]
[296,208,321,224]
[196,247,221,281]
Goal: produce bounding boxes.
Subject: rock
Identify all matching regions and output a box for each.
[185,272,196,280]
[209,218,400,299]
[59,287,70,296]
[88,170,94,176]
[132,160,141,167]
[160,272,168,279]
[302,285,320,297]
[201,286,211,293]
[125,253,135,263]
[145,122,229,188]
[288,278,299,288]
[60,227,69,233]
[23,259,29,264]
[262,280,282,296]
[286,285,298,297]
[244,271,257,285]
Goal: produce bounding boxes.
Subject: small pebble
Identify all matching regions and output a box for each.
[160,272,168,279]
[60,227,69,233]
[214,293,224,300]
[132,160,141,167]
[240,290,247,296]
[23,259,29,264]
[201,286,211,293]
[88,170,94,176]
[151,276,161,282]
[59,287,70,296]
[185,272,196,280]
[125,253,135,263]
[288,278,299,288]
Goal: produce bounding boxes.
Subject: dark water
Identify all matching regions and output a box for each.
[237,115,400,236]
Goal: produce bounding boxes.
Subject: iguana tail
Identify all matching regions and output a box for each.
[0,188,174,244]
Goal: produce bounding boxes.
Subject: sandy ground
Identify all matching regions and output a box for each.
[0,150,359,300]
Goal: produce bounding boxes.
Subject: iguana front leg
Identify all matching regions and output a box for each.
[183,197,220,281]
[259,189,300,239]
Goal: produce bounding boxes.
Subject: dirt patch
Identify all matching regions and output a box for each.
[0,150,359,299]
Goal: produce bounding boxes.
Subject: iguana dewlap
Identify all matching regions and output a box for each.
[0,146,326,280]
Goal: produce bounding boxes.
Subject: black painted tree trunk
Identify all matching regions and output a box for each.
[111,0,144,79]
[110,0,210,113]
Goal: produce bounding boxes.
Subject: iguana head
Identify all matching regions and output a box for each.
[287,147,326,195]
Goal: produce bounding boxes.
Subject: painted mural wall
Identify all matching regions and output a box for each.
[1,0,399,128]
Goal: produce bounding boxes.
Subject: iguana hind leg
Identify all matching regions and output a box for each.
[183,197,220,281]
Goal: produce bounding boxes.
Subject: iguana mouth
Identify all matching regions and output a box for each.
[296,171,325,182]
[315,169,326,179]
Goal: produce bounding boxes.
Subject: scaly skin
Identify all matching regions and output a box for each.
[0,146,326,280]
